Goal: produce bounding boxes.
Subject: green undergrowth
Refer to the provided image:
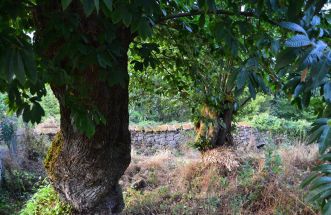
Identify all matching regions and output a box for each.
[19,184,71,215]
[19,143,317,215]
[250,113,310,137]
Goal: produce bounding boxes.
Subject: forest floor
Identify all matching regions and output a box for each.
[121,141,319,215]
[0,131,321,215]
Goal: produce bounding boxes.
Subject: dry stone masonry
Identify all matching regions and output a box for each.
[33,119,282,149]
[129,123,194,148]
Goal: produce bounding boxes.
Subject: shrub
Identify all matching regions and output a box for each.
[19,184,71,215]
[21,127,50,162]
[0,191,20,215]
[239,94,271,119]
[250,113,310,138]
[2,168,37,194]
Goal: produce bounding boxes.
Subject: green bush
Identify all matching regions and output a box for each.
[3,169,37,194]
[250,113,310,137]
[0,192,20,215]
[19,184,71,215]
[269,96,318,121]
[239,94,271,119]
[129,91,191,123]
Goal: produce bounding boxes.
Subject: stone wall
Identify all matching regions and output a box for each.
[129,123,194,148]
[34,119,282,149]
[34,120,196,148]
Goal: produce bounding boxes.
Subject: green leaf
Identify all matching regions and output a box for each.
[22,105,31,122]
[22,49,37,84]
[285,35,311,47]
[319,126,331,154]
[30,102,45,123]
[301,172,319,188]
[324,83,331,103]
[313,164,331,173]
[279,22,307,35]
[306,184,331,202]
[8,48,15,82]
[236,69,248,89]
[137,19,153,39]
[308,125,325,144]
[94,0,100,14]
[97,53,112,68]
[61,0,72,10]
[309,176,331,190]
[275,48,297,70]
[122,11,132,27]
[103,0,112,11]
[320,153,331,161]
[81,0,95,16]
[322,201,331,215]
[293,83,303,97]
[15,52,26,84]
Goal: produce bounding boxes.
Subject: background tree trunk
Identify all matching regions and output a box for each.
[214,105,234,147]
[195,103,234,151]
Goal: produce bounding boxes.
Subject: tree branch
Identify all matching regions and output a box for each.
[157,9,278,26]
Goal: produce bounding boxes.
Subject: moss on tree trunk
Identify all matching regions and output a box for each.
[195,103,234,151]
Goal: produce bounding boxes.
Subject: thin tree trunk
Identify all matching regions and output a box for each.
[214,106,234,147]
[195,103,234,151]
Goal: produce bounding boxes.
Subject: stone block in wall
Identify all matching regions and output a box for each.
[166,134,174,141]
[169,140,177,147]
[154,134,161,141]
[174,133,181,138]
[156,125,168,131]
[167,125,178,131]
[182,123,194,130]
[143,126,154,132]
[159,138,166,145]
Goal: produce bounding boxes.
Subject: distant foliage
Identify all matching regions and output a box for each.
[251,113,310,138]
[240,94,317,122]
[129,92,190,123]
[0,94,7,119]
[0,118,15,143]
[239,95,271,119]
[270,96,319,121]
[40,87,60,122]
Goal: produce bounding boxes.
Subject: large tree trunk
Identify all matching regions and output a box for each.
[45,50,131,214]
[46,77,131,214]
[34,2,133,214]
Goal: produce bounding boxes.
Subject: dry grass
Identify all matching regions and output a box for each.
[122,141,319,215]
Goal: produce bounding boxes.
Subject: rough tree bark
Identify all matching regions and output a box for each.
[214,104,234,147]
[46,74,131,214]
[35,2,133,214]
[195,103,234,151]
